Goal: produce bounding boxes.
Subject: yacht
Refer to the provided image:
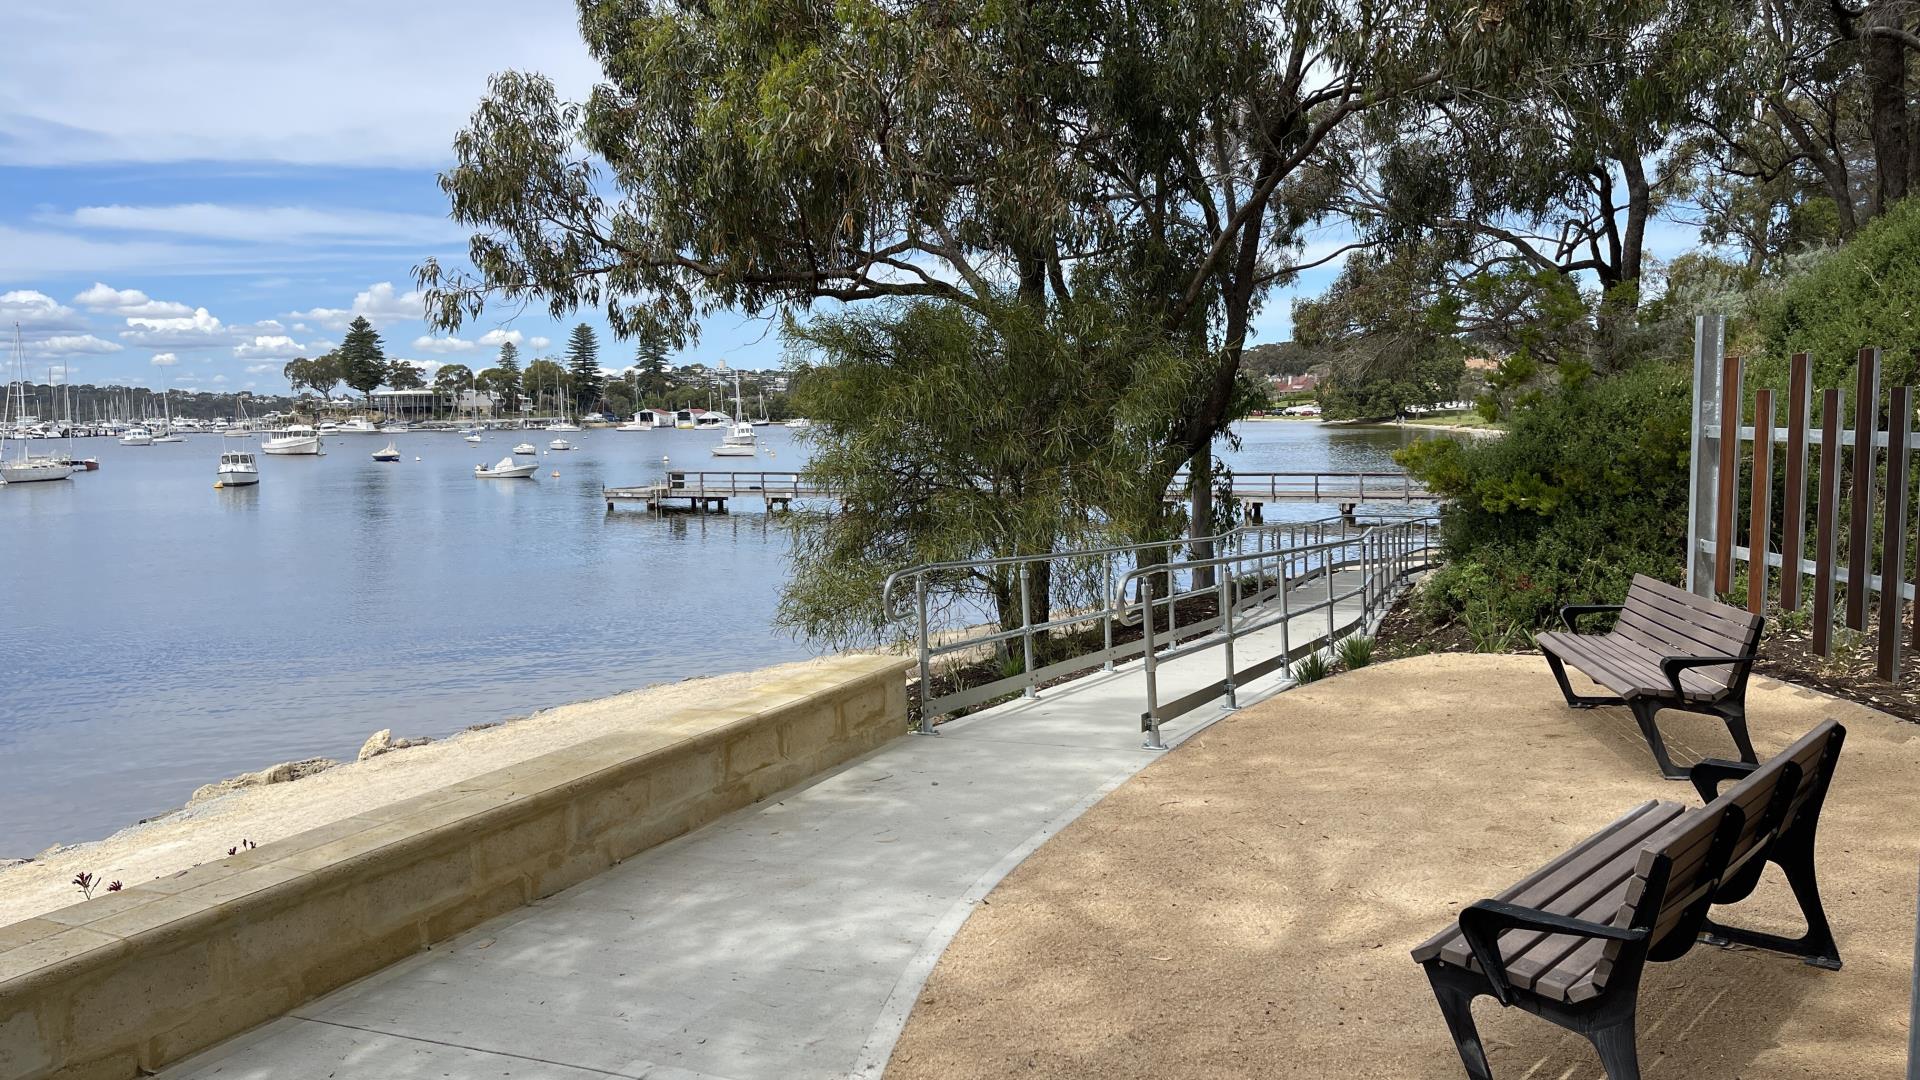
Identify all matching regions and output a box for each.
[512,442,537,455]
[337,417,377,435]
[120,426,154,447]
[261,425,323,455]
[216,451,259,487]
[710,372,757,457]
[379,420,411,434]
[1,324,73,484]
[549,437,575,451]
[372,441,401,462]
[464,432,483,444]
[475,456,538,479]
[616,415,651,431]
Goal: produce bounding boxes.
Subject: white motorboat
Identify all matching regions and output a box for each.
[475,456,538,479]
[512,442,537,455]
[318,421,341,434]
[151,432,184,444]
[216,451,259,487]
[616,417,650,431]
[261,425,323,455]
[2,324,72,485]
[549,437,575,451]
[546,420,581,432]
[464,433,483,444]
[120,426,154,447]
[379,421,411,434]
[785,417,812,429]
[372,441,401,462]
[337,418,377,435]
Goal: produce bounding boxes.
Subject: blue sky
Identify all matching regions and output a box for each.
[0,2,1701,395]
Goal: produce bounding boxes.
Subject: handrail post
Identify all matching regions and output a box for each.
[1019,562,1036,697]
[1220,560,1238,710]
[1102,551,1116,671]
[913,576,936,736]
[1327,539,1338,646]
[1141,575,1166,750]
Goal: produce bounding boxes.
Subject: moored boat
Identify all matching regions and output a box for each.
[216,451,259,487]
[512,442,537,455]
[475,456,538,479]
[372,442,401,462]
[549,438,575,451]
[261,425,323,455]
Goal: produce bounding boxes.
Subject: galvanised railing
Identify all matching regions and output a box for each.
[1120,514,1439,749]
[880,512,1438,733]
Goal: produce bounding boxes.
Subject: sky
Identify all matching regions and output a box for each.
[0,2,1703,396]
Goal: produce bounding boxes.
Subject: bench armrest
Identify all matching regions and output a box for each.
[1660,653,1755,700]
[1689,757,1759,802]
[1559,603,1624,632]
[1457,899,1646,1006]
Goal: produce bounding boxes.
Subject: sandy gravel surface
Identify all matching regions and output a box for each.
[0,656,838,927]
[887,653,1915,1079]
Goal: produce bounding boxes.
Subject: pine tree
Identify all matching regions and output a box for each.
[494,340,523,412]
[634,328,670,405]
[566,323,604,415]
[339,317,387,403]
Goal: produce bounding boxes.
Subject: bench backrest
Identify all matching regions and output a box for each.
[1605,719,1846,980]
[1617,574,1764,660]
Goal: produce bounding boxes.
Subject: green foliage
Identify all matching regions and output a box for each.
[1292,652,1331,683]
[432,364,474,393]
[1758,197,1920,395]
[523,358,570,415]
[1401,363,1691,634]
[1336,634,1374,670]
[632,329,671,405]
[338,318,387,401]
[386,360,425,391]
[565,323,605,413]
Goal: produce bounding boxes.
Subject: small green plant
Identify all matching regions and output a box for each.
[1337,634,1375,670]
[1292,652,1332,683]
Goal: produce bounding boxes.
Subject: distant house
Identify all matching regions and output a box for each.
[1464,356,1501,372]
[1269,373,1320,394]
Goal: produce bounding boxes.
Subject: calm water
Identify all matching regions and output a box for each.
[0,418,1421,854]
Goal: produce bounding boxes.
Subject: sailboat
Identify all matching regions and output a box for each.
[151,390,184,443]
[224,396,255,437]
[1,323,72,484]
[372,441,401,462]
[546,374,580,432]
[711,369,757,457]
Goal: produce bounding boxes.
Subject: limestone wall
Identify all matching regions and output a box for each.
[0,654,910,1080]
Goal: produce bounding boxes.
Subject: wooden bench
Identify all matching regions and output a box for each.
[1537,574,1765,779]
[1410,719,1846,1080]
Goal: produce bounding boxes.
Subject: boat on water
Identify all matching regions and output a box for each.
[225,399,256,437]
[216,451,259,487]
[318,421,342,434]
[475,456,538,479]
[464,433,483,444]
[785,417,812,429]
[379,421,411,434]
[337,418,377,435]
[372,442,401,462]
[512,442,537,455]
[261,425,323,455]
[549,438,575,451]
[711,370,757,457]
[120,426,154,447]
[1,323,72,485]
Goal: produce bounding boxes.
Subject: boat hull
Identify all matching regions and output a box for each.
[2,461,74,484]
[217,470,259,486]
[260,438,322,455]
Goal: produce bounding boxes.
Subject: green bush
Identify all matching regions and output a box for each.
[1337,634,1375,670]
[1399,362,1691,638]
[1292,652,1332,683]
[1757,197,1920,394]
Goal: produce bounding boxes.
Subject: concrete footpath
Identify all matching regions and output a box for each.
[159,571,1380,1080]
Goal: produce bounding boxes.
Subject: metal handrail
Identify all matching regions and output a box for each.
[1121,515,1438,748]
[884,510,1437,733]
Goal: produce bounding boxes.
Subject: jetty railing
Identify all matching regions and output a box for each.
[1172,470,1436,503]
[881,512,1438,733]
[1120,514,1438,749]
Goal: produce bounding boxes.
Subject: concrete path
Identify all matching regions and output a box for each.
[160,569,1383,1080]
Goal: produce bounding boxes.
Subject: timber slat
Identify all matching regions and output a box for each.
[1781,353,1811,611]
[1847,348,1879,630]
[1813,389,1841,656]
[1749,389,1774,614]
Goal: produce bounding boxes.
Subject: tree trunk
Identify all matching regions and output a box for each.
[1189,442,1215,589]
[1862,4,1911,215]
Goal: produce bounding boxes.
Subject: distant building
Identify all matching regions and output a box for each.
[1268,373,1320,394]
[1464,357,1501,372]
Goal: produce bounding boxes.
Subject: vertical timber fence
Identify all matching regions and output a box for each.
[1687,315,1919,679]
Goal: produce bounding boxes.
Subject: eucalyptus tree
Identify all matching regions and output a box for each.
[415,0,1546,627]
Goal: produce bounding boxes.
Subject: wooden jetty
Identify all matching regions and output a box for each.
[606,469,1435,515]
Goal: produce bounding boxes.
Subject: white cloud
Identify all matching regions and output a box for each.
[65,204,461,246]
[529,336,551,350]
[412,334,478,354]
[245,363,274,374]
[211,374,228,384]
[125,307,221,334]
[0,289,85,331]
[72,282,193,318]
[31,334,124,356]
[479,329,524,348]
[410,327,539,354]
[233,335,310,360]
[290,282,426,331]
[150,352,178,367]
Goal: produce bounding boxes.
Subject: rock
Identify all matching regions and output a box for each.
[356,729,433,762]
[189,758,338,805]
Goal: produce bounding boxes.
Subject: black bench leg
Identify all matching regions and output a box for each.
[1425,966,1494,1080]
[1700,832,1842,969]
[1544,651,1624,709]
[1587,1016,1642,1080]
[1720,702,1759,764]
[1627,699,1688,780]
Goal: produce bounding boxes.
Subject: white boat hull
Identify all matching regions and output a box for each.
[120,434,153,447]
[2,460,73,484]
[217,470,259,486]
[260,437,322,455]
[475,464,538,478]
[711,445,757,457]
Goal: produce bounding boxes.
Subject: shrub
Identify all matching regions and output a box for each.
[1399,362,1691,636]
[1337,634,1375,670]
[1292,652,1332,683]
[1757,198,1920,393]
